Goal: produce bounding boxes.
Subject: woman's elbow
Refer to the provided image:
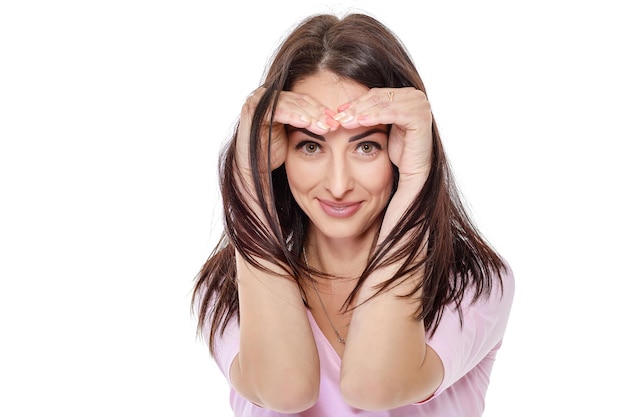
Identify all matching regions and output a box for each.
[340,376,401,411]
[340,373,437,411]
[234,353,320,412]
[259,379,319,413]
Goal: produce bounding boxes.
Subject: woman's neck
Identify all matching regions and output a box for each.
[305,233,374,279]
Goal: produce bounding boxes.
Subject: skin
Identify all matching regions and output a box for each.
[231,69,443,413]
[285,72,395,245]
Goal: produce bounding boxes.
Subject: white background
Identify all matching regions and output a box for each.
[1,0,624,416]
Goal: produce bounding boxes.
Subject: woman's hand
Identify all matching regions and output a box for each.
[237,87,341,174]
[333,87,433,185]
[332,87,433,241]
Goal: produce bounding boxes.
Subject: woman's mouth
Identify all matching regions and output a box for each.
[318,199,362,218]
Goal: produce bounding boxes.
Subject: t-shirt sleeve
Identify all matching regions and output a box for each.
[195,286,241,384]
[210,315,241,384]
[426,265,515,398]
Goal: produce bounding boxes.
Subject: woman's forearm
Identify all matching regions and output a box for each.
[340,174,443,410]
[340,263,442,410]
[233,250,320,413]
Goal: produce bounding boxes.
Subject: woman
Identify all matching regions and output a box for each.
[193,12,514,417]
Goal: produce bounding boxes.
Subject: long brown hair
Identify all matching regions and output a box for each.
[192,13,507,355]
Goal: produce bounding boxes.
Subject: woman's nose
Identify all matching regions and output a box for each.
[323,155,354,198]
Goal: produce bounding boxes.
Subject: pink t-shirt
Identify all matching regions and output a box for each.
[210,267,514,416]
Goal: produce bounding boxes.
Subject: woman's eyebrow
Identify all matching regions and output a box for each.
[287,127,388,142]
[347,128,388,142]
[287,127,326,141]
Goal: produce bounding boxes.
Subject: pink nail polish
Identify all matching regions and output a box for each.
[326,117,340,129]
[337,103,351,112]
[316,120,330,130]
[334,113,353,123]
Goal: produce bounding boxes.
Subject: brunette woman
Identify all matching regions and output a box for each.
[193,12,514,417]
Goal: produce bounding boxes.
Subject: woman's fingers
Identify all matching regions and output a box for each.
[238,88,341,172]
[273,92,340,133]
[333,87,433,179]
[333,87,430,131]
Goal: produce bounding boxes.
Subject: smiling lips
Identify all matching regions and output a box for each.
[317,199,362,218]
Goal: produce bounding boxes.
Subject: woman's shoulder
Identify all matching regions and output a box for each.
[466,257,515,324]
[497,258,515,301]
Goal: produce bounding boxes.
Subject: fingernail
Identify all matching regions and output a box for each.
[324,108,336,118]
[317,120,330,130]
[337,103,351,112]
[333,112,353,123]
[326,117,340,129]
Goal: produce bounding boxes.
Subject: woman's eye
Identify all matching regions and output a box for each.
[296,141,321,155]
[356,141,381,155]
[306,143,318,153]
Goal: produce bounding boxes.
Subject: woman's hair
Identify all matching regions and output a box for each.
[192,13,507,355]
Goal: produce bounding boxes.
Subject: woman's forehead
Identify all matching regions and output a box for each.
[292,70,367,109]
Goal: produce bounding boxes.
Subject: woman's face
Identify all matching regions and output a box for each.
[285,70,394,243]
